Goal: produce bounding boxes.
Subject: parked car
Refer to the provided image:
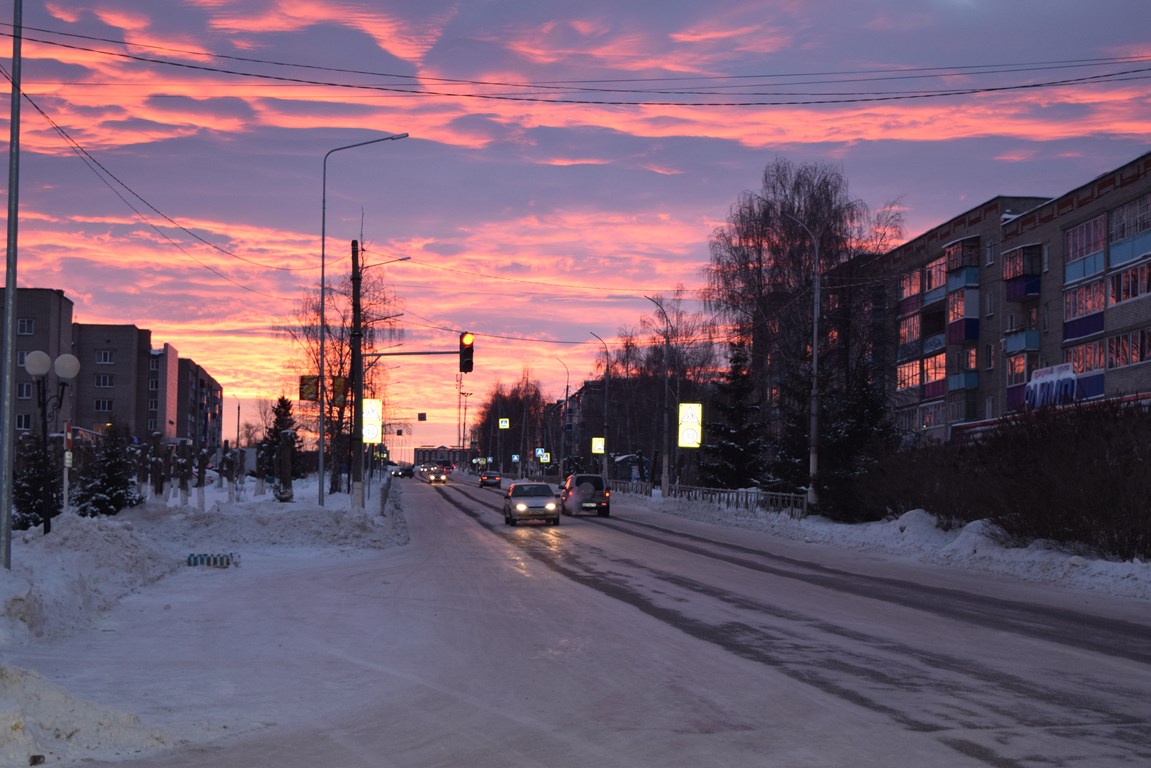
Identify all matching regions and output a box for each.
[503,482,560,526]
[560,473,610,516]
[478,470,502,488]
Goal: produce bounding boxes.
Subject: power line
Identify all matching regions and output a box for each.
[8,30,1150,107]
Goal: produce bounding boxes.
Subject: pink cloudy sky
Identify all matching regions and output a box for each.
[3,0,1150,457]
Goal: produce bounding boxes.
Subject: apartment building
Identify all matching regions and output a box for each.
[881,150,1151,441]
[72,323,153,438]
[2,288,76,435]
[2,288,222,452]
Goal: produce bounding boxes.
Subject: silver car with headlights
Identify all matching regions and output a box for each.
[502,482,560,526]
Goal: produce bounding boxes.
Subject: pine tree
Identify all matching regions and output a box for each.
[262,396,304,478]
[12,432,60,531]
[73,422,142,517]
[699,343,767,489]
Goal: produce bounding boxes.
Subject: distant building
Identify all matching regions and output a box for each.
[72,323,153,440]
[2,288,76,435]
[1,288,224,454]
[177,358,223,456]
[148,343,180,441]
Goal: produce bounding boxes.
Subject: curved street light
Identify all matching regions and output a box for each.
[318,132,408,506]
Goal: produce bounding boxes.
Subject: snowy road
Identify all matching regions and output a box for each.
[11,479,1151,767]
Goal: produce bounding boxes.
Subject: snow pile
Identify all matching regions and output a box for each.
[0,479,408,766]
[639,496,1151,601]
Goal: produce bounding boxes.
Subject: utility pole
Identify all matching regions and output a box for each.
[350,240,365,510]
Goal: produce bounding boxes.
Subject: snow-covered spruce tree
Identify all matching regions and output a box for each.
[72,422,143,517]
[262,395,305,478]
[699,342,767,489]
[12,431,60,531]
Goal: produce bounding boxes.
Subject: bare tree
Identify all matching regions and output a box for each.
[283,257,403,494]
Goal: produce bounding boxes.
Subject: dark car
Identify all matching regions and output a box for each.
[420,464,449,484]
[560,473,610,516]
[391,465,414,478]
[478,470,502,488]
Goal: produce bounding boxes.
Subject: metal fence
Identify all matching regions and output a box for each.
[610,480,808,519]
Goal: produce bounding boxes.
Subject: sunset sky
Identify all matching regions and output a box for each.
[3,0,1150,459]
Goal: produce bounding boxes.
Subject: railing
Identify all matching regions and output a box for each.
[666,485,808,518]
[609,479,653,497]
[609,480,808,518]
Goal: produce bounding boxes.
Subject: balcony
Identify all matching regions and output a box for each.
[948,371,979,391]
[1005,274,1041,302]
[1003,328,1040,354]
[947,318,979,344]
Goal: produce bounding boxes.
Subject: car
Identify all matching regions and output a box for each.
[478,470,502,488]
[502,482,560,526]
[391,465,414,478]
[560,473,611,516]
[420,464,449,484]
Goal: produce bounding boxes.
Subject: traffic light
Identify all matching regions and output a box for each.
[459,331,475,373]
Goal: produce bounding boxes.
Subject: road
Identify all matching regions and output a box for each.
[32,479,1151,766]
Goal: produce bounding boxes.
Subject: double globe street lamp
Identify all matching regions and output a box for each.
[23,350,80,534]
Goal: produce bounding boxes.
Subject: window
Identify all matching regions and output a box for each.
[964,347,978,371]
[924,257,947,292]
[985,343,996,370]
[1107,327,1151,369]
[95,374,114,388]
[94,399,113,412]
[1110,193,1151,242]
[148,398,158,411]
[1065,215,1105,264]
[15,413,31,431]
[1064,339,1106,373]
[944,239,979,271]
[16,351,26,367]
[924,352,946,384]
[148,378,160,391]
[897,360,920,390]
[899,271,921,300]
[898,315,920,344]
[947,291,967,323]
[147,418,157,432]
[1063,279,1106,321]
[984,290,996,317]
[985,243,996,266]
[1006,353,1028,386]
[1109,261,1151,306]
[1003,244,1042,280]
[97,350,114,365]
[17,382,31,400]
[16,318,34,336]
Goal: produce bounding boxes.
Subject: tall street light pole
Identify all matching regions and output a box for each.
[590,332,609,475]
[1,0,25,570]
[555,357,569,479]
[780,212,820,507]
[644,296,672,498]
[319,132,407,506]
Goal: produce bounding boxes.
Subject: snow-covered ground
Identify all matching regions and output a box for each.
[1,473,1147,765]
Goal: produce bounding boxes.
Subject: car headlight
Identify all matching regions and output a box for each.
[515,502,528,511]
[545,502,556,511]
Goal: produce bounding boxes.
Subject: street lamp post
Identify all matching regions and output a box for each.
[319,132,408,506]
[555,357,569,479]
[780,212,820,507]
[590,332,609,476]
[23,350,79,535]
[644,296,673,498]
